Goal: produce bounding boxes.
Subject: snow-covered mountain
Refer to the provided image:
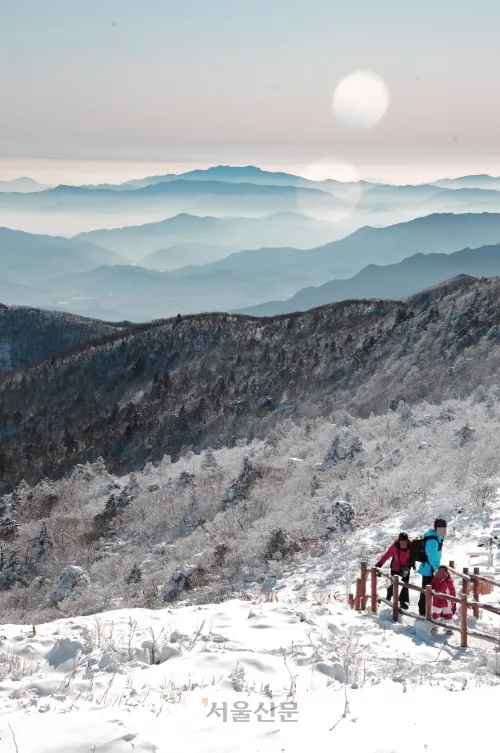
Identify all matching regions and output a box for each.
[1,395,500,752]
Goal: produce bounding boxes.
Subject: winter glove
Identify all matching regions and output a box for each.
[400,567,410,578]
[375,561,382,569]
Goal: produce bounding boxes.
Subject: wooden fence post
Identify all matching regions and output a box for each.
[355,578,362,611]
[462,567,469,597]
[425,585,433,621]
[449,560,455,569]
[360,562,368,610]
[473,567,480,619]
[392,575,399,622]
[371,568,378,614]
[348,593,354,609]
[461,593,468,648]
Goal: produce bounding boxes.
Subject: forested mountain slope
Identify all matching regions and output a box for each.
[1,275,499,493]
[0,305,132,371]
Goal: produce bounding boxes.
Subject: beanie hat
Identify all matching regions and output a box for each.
[434,518,447,529]
[398,532,409,541]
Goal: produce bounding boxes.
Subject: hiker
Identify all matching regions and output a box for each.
[431,565,456,621]
[376,532,414,610]
[415,518,447,616]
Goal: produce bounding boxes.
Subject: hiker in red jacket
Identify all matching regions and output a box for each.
[431,565,456,620]
[376,532,415,610]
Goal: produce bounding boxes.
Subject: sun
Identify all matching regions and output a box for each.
[333,70,390,129]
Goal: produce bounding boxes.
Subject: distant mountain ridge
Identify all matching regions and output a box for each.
[431,174,500,190]
[75,211,344,260]
[0,177,47,193]
[4,212,500,323]
[143,242,229,270]
[234,243,500,316]
[0,179,332,204]
[86,165,372,191]
[0,227,125,283]
[4,165,500,237]
[164,211,500,289]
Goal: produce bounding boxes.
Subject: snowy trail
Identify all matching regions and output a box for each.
[2,487,500,752]
[1,589,499,753]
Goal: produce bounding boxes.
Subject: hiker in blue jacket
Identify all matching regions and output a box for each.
[417,518,447,616]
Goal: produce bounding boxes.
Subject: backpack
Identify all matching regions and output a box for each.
[410,533,442,563]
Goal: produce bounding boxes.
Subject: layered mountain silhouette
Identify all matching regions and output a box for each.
[234,243,500,316]
[76,212,343,261]
[0,179,335,212]
[89,165,372,191]
[166,212,500,290]
[3,211,500,322]
[143,242,229,270]
[431,174,500,190]
[3,165,500,238]
[0,227,124,283]
[0,177,47,192]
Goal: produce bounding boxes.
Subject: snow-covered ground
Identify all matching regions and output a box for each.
[3,397,500,752]
[1,530,499,753]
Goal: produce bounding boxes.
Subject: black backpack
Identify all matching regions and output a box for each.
[410,533,442,563]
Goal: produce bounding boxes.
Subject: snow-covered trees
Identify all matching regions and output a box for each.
[201,448,218,472]
[161,564,199,601]
[5,280,500,499]
[323,429,364,469]
[265,529,300,560]
[1,391,500,623]
[0,551,28,590]
[0,493,20,540]
[0,513,19,540]
[33,522,54,557]
[322,500,357,536]
[221,456,261,510]
[51,566,90,604]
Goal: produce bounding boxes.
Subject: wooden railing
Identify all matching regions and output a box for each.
[352,560,500,649]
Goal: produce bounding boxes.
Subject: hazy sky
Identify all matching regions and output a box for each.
[1,0,499,183]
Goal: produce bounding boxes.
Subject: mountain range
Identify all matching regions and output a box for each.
[3,211,500,321]
[0,179,337,213]
[0,227,124,284]
[1,273,497,494]
[94,165,324,190]
[2,165,500,238]
[234,243,500,316]
[431,174,500,190]
[0,177,350,236]
[76,211,346,263]
[165,211,500,291]
[87,166,500,193]
[0,177,47,193]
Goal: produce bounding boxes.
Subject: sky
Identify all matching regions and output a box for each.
[1,0,499,184]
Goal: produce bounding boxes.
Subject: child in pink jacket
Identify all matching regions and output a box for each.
[431,565,456,620]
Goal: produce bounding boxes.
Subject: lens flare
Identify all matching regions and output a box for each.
[296,158,363,223]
